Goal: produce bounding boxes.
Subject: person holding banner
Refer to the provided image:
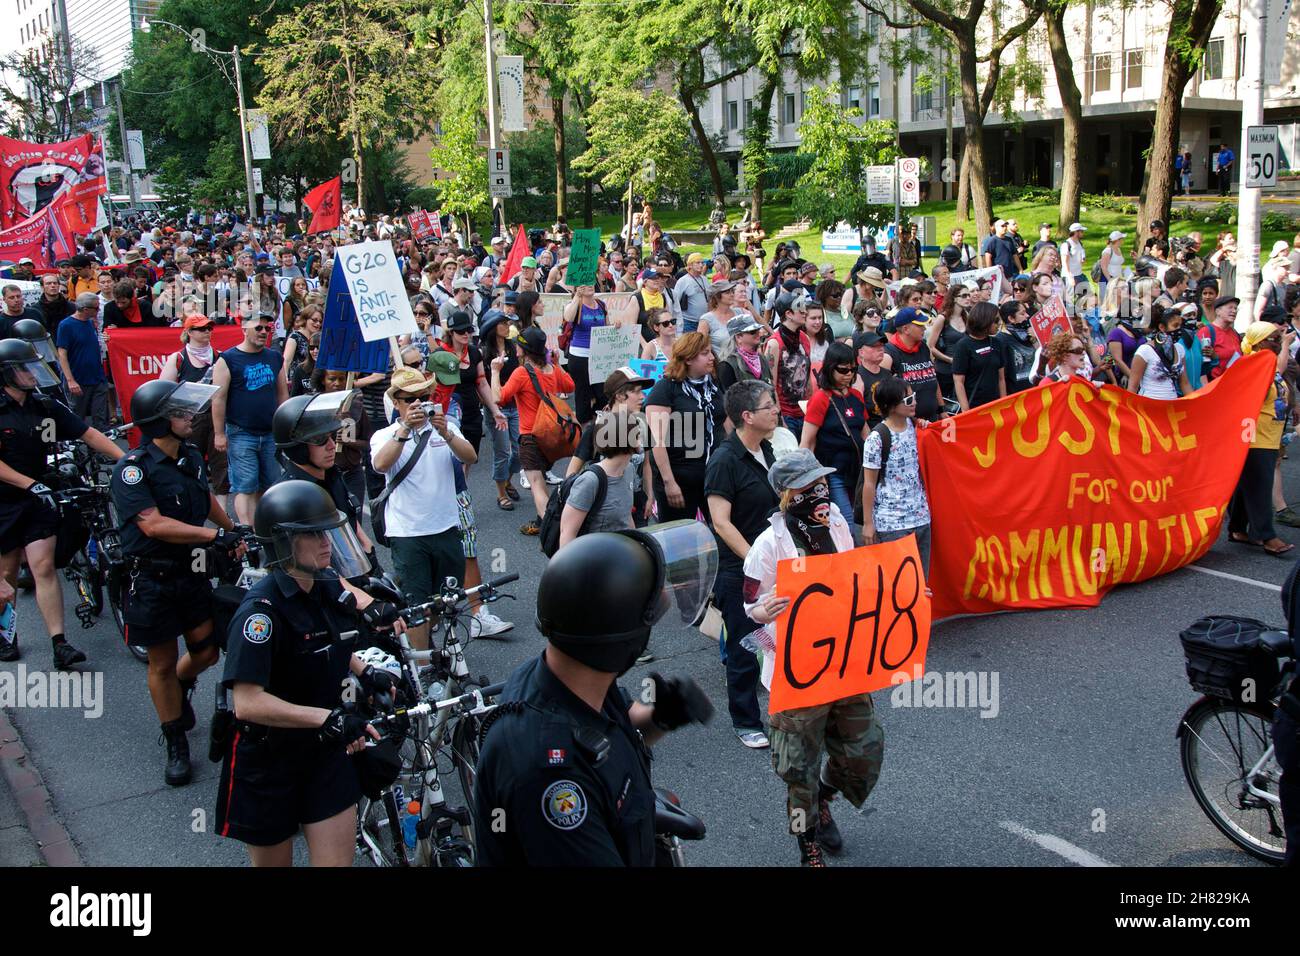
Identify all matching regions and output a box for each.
[743,448,884,866]
[159,316,229,498]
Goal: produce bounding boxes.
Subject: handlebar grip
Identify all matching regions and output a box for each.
[488,573,520,588]
[479,682,506,698]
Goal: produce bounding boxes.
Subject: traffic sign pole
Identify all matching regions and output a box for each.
[1234,0,1268,331]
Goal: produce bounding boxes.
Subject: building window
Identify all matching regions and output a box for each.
[867,12,882,36]
[643,73,655,90]
[783,93,796,124]
[847,85,862,110]
[727,100,739,130]
[1124,49,1143,89]
[1237,33,1247,78]
[1090,54,1112,93]
[1203,38,1223,80]
[848,12,861,36]
[743,98,753,128]
[868,83,881,118]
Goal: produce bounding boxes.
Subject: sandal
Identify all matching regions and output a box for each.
[1229,532,1258,546]
[1263,540,1295,556]
[497,495,515,511]
[505,484,521,501]
[520,518,540,536]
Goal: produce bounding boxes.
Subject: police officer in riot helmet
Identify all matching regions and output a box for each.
[0,339,123,667]
[111,378,244,786]
[473,520,718,866]
[216,480,402,865]
[271,391,378,578]
[11,318,60,391]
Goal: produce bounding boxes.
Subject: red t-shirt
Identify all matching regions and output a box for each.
[1196,323,1241,380]
[499,364,575,434]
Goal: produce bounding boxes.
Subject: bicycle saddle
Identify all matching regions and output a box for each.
[653,788,705,841]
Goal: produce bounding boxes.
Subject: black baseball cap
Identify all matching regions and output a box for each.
[1213,295,1240,309]
[853,330,884,349]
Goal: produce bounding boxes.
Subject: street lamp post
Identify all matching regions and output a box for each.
[139,17,258,222]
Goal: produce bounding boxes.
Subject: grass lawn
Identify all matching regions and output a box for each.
[574,198,1293,278]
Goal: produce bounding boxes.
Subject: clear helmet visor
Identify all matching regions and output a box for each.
[292,389,359,443]
[627,520,718,628]
[29,338,57,364]
[159,382,220,420]
[3,358,59,390]
[266,511,372,581]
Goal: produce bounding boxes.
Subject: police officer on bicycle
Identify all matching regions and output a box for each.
[215,480,400,866]
[0,339,123,667]
[111,379,245,786]
[473,521,717,866]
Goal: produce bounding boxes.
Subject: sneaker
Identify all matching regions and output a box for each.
[518,470,531,490]
[0,639,18,662]
[635,651,655,664]
[816,798,844,855]
[15,563,33,591]
[1277,507,1300,528]
[474,608,514,637]
[546,471,563,486]
[737,729,770,749]
[520,518,540,536]
[797,832,827,867]
[52,641,86,671]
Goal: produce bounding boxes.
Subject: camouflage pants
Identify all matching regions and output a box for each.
[769,693,884,835]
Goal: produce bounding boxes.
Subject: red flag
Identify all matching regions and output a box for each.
[304,176,342,234]
[497,225,528,286]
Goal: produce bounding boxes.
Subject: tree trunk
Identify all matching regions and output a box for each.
[956,147,971,221]
[353,134,365,212]
[747,71,780,224]
[956,39,993,241]
[1139,0,1221,246]
[1044,5,1083,231]
[552,85,567,221]
[679,81,726,206]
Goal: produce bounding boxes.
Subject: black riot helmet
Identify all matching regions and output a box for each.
[272,390,358,465]
[254,480,370,580]
[11,318,56,363]
[131,380,219,440]
[536,521,717,675]
[0,338,59,391]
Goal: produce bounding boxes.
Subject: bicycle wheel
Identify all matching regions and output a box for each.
[356,791,409,867]
[451,712,483,856]
[1179,696,1286,864]
[100,553,148,663]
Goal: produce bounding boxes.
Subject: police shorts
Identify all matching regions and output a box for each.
[0,497,61,555]
[215,735,361,847]
[123,571,214,648]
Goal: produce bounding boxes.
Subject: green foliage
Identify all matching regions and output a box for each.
[153,156,193,221]
[1080,192,1138,215]
[570,90,693,202]
[763,153,814,190]
[193,141,246,210]
[430,110,490,226]
[1261,211,1299,232]
[791,85,898,232]
[1,34,100,141]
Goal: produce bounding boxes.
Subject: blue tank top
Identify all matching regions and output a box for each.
[221,345,283,433]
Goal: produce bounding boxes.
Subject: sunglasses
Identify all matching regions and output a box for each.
[833,365,855,375]
[192,324,214,332]
[1066,347,1086,355]
[304,431,337,446]
[901,394,917,406]
[415,310,432,317]
[657,320,676,328]
[249,324,270,332]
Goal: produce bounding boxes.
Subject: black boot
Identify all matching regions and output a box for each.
[178,678,197,732]
[816,782,844,855]
[160,720,192,787]
[797,831,827,867]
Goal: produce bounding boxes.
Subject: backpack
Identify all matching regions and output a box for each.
[539,465,609,558]
[524,364,581,464]
[869,421,893,486]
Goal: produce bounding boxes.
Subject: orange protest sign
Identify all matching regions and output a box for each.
[1029,294,1070,347]
[770,537,932,714]
[917,350,1276,620]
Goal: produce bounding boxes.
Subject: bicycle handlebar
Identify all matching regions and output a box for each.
[368,681,506,727]
[399,573,519,623]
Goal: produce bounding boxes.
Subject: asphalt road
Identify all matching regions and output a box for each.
[2,447,1293,868]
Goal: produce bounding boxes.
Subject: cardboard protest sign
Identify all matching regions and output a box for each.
[537,292,637,353]
[317,257,391,374]
[770,537,931,714]
[275,275,320,299]
[1029,294,1071,348]
[566,228,601,288]
[630,358,667,383]
[587,324,643,383]
[334,240,418,342]
[918,351,1276,619]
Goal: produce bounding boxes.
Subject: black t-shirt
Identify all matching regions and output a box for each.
[645,376,726,479]
[950,334,1005,408]
[996,327,1038,394]
[111,441,211,561]
[807,389,867,477]
[856,365,891,427]
[702,431,778,570]
[884,338,941,421]
[0,390,88,503]
[453,343,484,425]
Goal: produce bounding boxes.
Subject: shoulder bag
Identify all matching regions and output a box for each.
[369,428,432,547]
[525,364,581,464]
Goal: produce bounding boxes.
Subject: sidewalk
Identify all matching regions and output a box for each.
[0,759,43,866]
[0,709,81,866]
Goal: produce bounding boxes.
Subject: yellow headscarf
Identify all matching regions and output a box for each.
[1241,321,1280,355]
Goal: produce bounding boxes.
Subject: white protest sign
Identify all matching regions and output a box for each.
[15,279,41,308]
[276,275,321,299]
[335,241,419,342]
[536,292,637,352]
[587,324,643,384]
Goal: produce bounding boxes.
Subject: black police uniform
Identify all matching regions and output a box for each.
[0,389,86,554]
[215,568,361,846]
[275,460,359,530]
[110,441,216,647]
[1274,559,1300,866]
[473,653,654,866]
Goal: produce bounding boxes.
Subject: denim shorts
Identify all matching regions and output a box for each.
[226,423,280,494]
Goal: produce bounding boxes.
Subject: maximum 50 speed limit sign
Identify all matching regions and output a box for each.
[1245,126,1278,188]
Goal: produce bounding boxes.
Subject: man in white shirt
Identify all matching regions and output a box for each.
[370,368,477,648]
[1061,222,1088,298]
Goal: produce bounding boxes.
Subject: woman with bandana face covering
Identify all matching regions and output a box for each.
[742,448,884,867]
[1127,303,1192,399]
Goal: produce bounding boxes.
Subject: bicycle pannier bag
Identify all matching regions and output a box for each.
[1179,615,1283,703]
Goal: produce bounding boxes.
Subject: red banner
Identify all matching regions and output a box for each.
[304,176,342,234]
[0,204,64,267]
[105,327,245,441]
[0,132,105,229]
[917,351,1276,619]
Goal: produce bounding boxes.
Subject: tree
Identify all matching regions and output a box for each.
[792,85,899,234]
[1138,0,1222,247]
[1024,0,1084,231]
[255,0,440,211]
[0,34,100,141]
[153,155,193,221]
[570,90,694,205]
[193,140,246,210]
[430,110,491,231]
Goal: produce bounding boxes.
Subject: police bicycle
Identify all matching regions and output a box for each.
[1177,616,1294,864]
[352,572,518,867]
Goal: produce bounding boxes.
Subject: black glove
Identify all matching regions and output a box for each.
[358,664,398,699]
[212,528,239,553]
[318,704,369,747]
[649,673,714,731]
[28,482,56,510]
[361,601,399,630]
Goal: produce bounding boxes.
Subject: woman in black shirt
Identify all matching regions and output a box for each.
[645,331,726,522]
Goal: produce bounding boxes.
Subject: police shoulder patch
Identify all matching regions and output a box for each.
[541,779,587,830]
[242,613,273,644]
[120,465,144,485]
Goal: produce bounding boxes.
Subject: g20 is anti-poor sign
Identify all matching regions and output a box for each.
[336,241,419,342]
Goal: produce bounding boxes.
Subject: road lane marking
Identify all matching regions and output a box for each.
[999,820,1116,867]
[1185,564,1281,593]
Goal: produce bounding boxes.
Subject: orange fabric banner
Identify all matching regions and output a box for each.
[770,536,932,714]
[917,350,1276,620]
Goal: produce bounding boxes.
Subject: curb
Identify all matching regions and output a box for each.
[0,708,83,867]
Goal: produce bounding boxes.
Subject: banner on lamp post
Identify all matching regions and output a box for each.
[247,110,272,162]
[497,56,526,132]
